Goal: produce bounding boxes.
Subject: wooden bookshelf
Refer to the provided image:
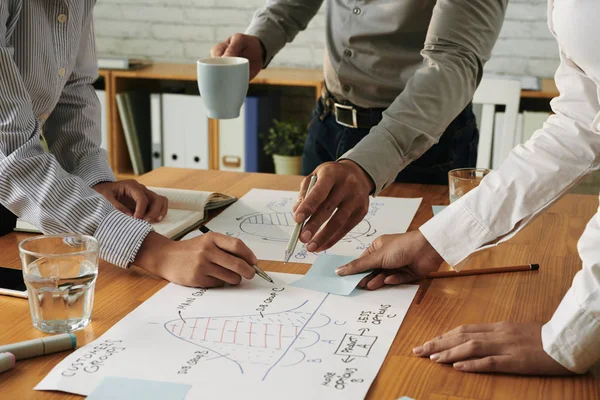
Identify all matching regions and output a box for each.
[99,63,557,181]
[520,78,559,99]
[102,63,324,179]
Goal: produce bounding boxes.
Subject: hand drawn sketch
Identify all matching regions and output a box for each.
[36,273,419,400]
[207,189,422,263]
[165,297,334,381]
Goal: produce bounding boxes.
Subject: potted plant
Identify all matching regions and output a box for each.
[262,119,308,175]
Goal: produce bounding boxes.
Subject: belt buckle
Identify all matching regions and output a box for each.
[334,103,358,129]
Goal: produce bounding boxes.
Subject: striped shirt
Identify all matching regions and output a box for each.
[0,1,152,267]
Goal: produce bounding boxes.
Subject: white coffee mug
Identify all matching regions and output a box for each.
[197,57,249,119]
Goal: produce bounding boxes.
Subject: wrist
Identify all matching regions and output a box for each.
[415,231,444,267]
[133,232,173,276]
[339,159,375,194]
[257,37,267,66]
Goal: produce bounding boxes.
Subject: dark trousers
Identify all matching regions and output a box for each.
[301,99,479,185]
[0,205,16,236]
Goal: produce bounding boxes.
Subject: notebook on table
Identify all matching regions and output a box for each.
[14,187,236,240]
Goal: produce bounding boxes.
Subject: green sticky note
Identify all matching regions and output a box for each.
[432,205,446,216]
[290,254,369,296]
[87,377,191,400]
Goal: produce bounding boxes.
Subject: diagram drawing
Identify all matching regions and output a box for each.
[164,295,336,381]
[163,294,379,382]
[229,195,382,254]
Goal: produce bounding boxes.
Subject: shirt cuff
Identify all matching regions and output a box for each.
[245,21,287,68]
[72,151,116,187]
[339,126,409,195]
[94,209,153,268]
[419,198,495,269]
[542,287,600,374]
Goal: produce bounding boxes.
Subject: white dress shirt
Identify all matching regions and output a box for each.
[0,1,152,267]
[420,0,600,374]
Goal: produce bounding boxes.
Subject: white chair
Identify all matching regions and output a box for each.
[472,79,521,169]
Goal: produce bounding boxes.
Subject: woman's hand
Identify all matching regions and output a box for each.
[413,322,574,375]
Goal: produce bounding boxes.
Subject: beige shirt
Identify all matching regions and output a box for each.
[246,0,507,193]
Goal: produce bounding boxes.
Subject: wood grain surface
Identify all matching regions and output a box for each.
[0,168,597,399]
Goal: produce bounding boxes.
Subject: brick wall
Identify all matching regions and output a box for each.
[94,0,559,78]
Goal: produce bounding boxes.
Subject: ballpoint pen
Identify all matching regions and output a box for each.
[284,175,318,263]
[199,225,274,283]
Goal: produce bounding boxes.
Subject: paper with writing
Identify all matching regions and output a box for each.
[186,189,422,264]
[35,273,418,400]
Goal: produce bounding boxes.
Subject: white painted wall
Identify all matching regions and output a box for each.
[95,0,558,77]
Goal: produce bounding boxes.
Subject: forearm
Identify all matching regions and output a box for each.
[0,50,149,268]
[542,212,600,373]
[420,53,600,267]
[245,0,324,65]
[342,0,507,193]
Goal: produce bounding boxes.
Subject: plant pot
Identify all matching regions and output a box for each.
[272,154,302,175]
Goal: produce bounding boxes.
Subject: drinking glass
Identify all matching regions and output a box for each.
[448,168,491,203]
[19,234,99,333]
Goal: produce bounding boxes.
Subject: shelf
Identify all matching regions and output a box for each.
[102,62,557,181]
[110,63,324,89]
[520,78,559,99]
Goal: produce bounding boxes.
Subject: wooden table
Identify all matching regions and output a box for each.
[0,168,598,399]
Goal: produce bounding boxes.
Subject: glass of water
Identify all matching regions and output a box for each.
[448,168,491,203]
[19,234,99,333]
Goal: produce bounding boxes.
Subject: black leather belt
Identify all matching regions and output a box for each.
[321,88,386,129]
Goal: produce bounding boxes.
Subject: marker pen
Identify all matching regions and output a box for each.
[0,352,15,374]
[0,333,76,361]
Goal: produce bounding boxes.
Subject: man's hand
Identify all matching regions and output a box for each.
[134,232,258,288]
[413,322,574,375]
[293,160,375,252]
[336,231,443,290]
[93,181,168,223]
[211,33,264,80]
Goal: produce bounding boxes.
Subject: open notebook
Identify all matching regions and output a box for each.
[14,187,236,240]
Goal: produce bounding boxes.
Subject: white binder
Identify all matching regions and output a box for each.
[218,103,246,172]
[161,94,189,168]
[183,95,209,170]
[96,90,108,150]
[150,93,163,170]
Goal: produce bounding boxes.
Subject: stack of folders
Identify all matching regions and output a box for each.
[156,93,210,170]
[217,94,281,173]
[98,57,152,70]
[150,93,281,173]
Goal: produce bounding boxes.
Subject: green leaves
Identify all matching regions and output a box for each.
[261,119,308,157]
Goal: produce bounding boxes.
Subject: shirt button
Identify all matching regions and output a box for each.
[58,68,66,77]
[343,49,352,57]
[353,7,362,15]
[57,14,68,24]
[342,84,351,93]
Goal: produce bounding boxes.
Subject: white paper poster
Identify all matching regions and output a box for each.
[36,273,418,399]
[190,189,422,264]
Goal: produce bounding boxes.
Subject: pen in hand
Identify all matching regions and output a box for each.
[199,225,273,283]
[284,175,318,263]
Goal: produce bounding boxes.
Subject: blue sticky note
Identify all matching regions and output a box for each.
[290,254,369,296]
[397,397,416,400]
[432,205,446,215]
[87,377,191,400]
